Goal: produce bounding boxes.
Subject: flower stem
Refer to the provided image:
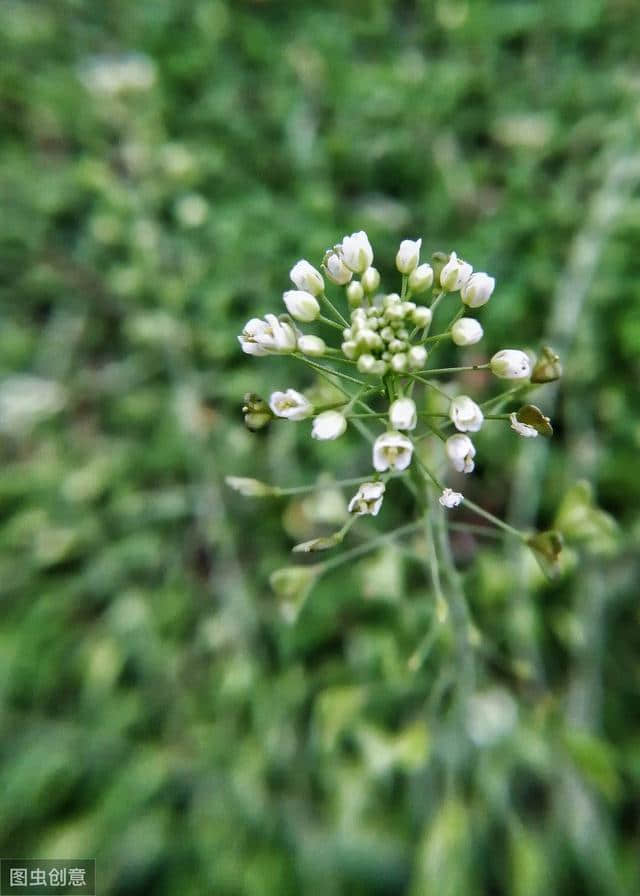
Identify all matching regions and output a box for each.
[318,519,423,575]
[274,472,402,496]
[319,291,349,327]
[318,314,344,331]
[294,354,367,388]
[461,496,526,541]
[418,363,490,375]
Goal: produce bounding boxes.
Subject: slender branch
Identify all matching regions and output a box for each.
[461,496,526,540]
[416,363,489,376]
[274,471,401,496]
[318,519,423,575]
[294,354,367,388]
[318,314,343,331]
[319,291,349,326]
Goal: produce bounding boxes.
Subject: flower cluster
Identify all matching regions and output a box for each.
[230,231,561,606]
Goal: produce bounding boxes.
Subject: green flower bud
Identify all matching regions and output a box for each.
[225,476,277,497]
[531,346,563,383]
[242,393,272,430]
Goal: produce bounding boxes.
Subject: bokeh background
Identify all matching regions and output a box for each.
[1,1,639,893]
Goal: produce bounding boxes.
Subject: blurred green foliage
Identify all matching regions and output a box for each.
[1,1,639,893]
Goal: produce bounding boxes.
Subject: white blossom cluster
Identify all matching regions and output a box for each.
[233,231,554,528]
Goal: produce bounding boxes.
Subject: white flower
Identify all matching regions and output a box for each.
[238,318,271,356]
[282,289,320,322]
[408,263,434,293]
[238,314,297,355]
[312,410,347,440]
[407,345,427,369]
[340,231,374,273]
[451,317,484,346]
[348,481,385,516]
[389,397,417,431]
[297,335,326,357]
[323,247,353,284]
[510,412,538,438]
[461,272,495,308]
[440,251,473,291]
[446,433,476,473]
[361,266,380,292]
[490,349,531,380]
[439,487,463,508]
[373,430,413,472]
[289,260,324,296]
[412,305,432,328]
[269,389,313,420]
[396,238,422,274]
[449,395,484,432]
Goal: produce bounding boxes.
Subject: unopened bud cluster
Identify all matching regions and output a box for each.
[342,296,430,375]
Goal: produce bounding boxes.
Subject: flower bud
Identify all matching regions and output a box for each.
[340,230,374,273]
[289,259,324,296]
[323,247,353,285]
[341,340,358,359]
[461,272,495,308]
[396,238,422,274]
[451,317,483,346]
[445,433,476,473]
[357,353,377,373]
[440,251,473,292]
[389,397,417,430]
[407,345,427,369]
[348,481,385,516]
[283,289,320,322]
[225,476,277,497]
[373,430,413,472]
[355,328,382,351]
[297,335,326,357]
[242,392,272,431]
[439,488,463,508]
[449,395,484,432]
[390,352,407,373]
[269,389,313,420]
[361,266,380,293]
[311,410,347,441]
[531,346,562,383]
[408,263,434,293]
[346,280,364,307]
[490,349,531,380]
[412,305,432,328]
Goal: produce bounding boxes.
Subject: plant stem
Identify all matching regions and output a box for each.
[405,372,451,401]
[417,363,490,375]
[294,354,367,388]
[318,314,344,331]
[318,519,423,575]
[461,496,526,540]
[319,291,349,326]
[274,472,401,496]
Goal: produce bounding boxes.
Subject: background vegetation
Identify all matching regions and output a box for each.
[1,0,639,893]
